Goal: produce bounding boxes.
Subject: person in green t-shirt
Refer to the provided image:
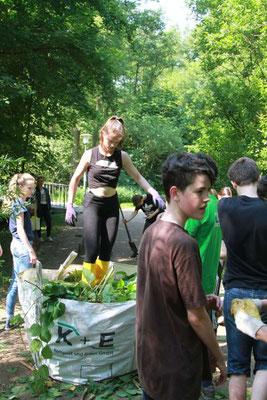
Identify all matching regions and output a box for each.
[185,193,222,399]
[185,193,222,295]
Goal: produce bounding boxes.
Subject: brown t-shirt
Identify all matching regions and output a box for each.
[136,219,207,400]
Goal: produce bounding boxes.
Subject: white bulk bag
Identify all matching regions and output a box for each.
[18,268,136,384]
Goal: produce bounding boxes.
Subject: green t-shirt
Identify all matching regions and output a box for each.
[185,195,222,294]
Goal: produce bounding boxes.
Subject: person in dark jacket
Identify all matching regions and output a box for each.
[35,176,53,242]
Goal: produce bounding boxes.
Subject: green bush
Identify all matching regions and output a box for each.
[117,186,138,203]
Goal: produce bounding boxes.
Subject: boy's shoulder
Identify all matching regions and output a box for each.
[219,195,264,209]
[146,219,198,249]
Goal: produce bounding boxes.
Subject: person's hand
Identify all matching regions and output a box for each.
[122,218,127,224]
[149,188,166,210]
[234,310,265,339]
[0,244,2,257]
[146,214,153,220]
[251,299,262,311]
[213,358,227,386]
[29,249,37,264]
[65,203,77,226]
[206,294,223,313]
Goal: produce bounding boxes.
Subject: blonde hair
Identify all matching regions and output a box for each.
[9,173,35,192]
[4,173,35,208]
[100,115,125,149]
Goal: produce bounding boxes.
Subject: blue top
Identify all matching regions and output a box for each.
[9,198,34,241]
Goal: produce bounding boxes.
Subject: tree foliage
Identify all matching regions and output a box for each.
[0,0,138,171]
[187,0,267,181]
[0,0,266,190]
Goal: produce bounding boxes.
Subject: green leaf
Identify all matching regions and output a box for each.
[11,386,26,395]
[49,389,63,396]
[7,367,18,374]
[82,268,95,284]
[118,374,133,383]
[41,345,53,359]
[125,388,138,395]
[117,279,125,289]
[30,323,42,337]
[51,301,66,320]
[30,339,42,353]
[41,311,54,328]
[38,365,49,379]
[10,314,24,325]
[115,389,129,397]
[40,326,52,343]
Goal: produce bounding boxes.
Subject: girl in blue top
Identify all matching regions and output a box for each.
[5,173,37,330]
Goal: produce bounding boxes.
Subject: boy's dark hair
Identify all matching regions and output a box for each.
[228,157,260,185]
[162,152,217,202]
[257,175,267,201]
[197,152,218,178]
[132,194,143,208]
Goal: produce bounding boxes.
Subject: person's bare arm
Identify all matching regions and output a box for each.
[187,306,227,385]
[122,152,154,191]
[146,208,160,220]
[67,149,91,203]
[124,209,139,223]
[0,244,2,257]
[261,300,267,312]
[220,240,227,261]
[256,326,267,343]
[16,212,37,264]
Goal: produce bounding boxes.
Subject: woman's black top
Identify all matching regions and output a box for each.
[88,146,122,189]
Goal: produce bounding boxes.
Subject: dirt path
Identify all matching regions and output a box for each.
[0,208,254,399]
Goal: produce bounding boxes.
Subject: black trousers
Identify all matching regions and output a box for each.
[83,192,119,263]
[37,204,52,237]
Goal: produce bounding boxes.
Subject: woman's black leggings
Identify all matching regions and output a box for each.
[83,192,119,263]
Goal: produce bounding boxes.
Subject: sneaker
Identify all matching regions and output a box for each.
[5,320,15,331]
[47,236,53,242]
[201,384,215,400]
[40,237,45,242]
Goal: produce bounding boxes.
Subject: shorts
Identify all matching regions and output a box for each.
[224,287,267,376]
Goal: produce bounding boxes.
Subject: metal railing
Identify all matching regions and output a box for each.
[44,182,69,208]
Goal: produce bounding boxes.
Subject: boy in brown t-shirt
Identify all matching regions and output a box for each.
[136,152,227,400]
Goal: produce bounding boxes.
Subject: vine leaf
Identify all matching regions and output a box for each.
[30,339,42,353]
[41,345,53,359]
[40,326,52,343]
[38,365,49,379]
[30,323,42,337]
[51,301,65,319]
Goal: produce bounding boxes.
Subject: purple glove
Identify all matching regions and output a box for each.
[65,203,77,226]
[149,188,166,210]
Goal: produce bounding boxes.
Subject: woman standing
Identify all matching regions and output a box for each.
[65,116,165,285]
